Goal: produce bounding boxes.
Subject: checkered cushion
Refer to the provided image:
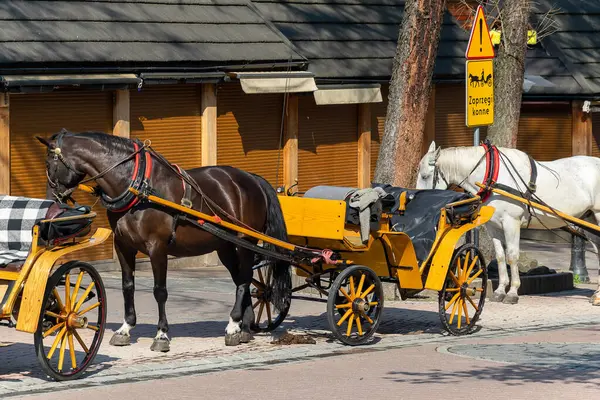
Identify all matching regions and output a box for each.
[0,195,54,266]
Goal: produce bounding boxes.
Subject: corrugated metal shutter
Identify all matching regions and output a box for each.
[435,83,487,148]
[131,85,202,170]
[593,112,600,158]
[10,91,114,261]
[298,95,358,192]
[371,84,388,181]
[517,103,572,160]
[217,83,284,186]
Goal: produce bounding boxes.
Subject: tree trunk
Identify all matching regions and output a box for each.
[373,0,447,186]
[485,0,531,147]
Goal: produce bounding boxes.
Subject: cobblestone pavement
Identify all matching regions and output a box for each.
[1,239,599,398]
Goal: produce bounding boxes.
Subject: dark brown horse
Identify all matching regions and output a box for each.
[37,129,291,352]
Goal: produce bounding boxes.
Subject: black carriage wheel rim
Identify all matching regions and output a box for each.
[35,262,106,380]
[328,266,383,346]
[439,244,487,335]
[251,266,288,332]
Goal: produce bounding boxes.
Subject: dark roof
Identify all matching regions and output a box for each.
[253,0,600,95]
[251,0,405,79]
[0,0,304,68]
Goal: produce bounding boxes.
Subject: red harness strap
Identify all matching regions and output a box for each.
[476,141,500,203]
[172,164,186,192]
[112,143,153,213]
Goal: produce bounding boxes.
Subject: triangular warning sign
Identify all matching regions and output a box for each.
[465,5,496,59]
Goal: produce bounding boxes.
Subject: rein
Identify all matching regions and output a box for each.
[47,131,152,212]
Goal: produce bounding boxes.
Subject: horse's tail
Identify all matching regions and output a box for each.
[250,173,292,313]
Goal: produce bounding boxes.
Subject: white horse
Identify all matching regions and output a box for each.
[415,141,600,305]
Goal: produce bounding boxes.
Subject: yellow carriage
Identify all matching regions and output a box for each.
[0,200,111,380]
[251,184,495,345]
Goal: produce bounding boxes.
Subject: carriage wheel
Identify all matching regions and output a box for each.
[250,263,290,333]
[439,243,487,336]
[327,265,383,346]
[34,261,106,381]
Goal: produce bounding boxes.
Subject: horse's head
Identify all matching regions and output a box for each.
[415,141,446,190]
[36,128,86,201]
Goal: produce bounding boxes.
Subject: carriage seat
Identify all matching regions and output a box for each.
[0,201,93,270]
[38,203,93,243]
[372,183,475,262]
[303,185,383,227]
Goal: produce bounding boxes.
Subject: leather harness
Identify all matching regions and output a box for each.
[48,132,194,245]
[476,140,539,227]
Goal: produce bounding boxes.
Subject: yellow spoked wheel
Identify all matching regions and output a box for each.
[34,261,106,381]
[327,265,383,346]
[439,243,487,336]
[250,264,290,333]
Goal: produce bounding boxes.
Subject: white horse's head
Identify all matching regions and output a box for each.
[415,141,445,190]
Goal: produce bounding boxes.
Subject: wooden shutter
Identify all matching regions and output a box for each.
[131,84,202,170]
[298,95,358,192]
[371,84,388,181]
[517,103,572,160]
[10,91,114,261]
[217,83,284,186]
[593,112,600,158]
[435,83,487,148]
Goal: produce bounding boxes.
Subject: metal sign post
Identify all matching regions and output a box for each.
[465,5,496,247]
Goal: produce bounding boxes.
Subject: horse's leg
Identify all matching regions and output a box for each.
[149,248,171,352]
[589,212,600,306]
[503,217,522,304]
[487,225,509,303]
[110,239,137,346]
[219,245,254,346]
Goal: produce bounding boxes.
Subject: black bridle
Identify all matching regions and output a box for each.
[45,130,149,205]
[46,131,86,203]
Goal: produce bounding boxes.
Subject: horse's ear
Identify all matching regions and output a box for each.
[428,141,436,153]
[433,145,441,160]
[35,136,55,149]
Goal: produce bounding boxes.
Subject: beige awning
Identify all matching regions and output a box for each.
[313,84,383,105]
[232,71,317,94]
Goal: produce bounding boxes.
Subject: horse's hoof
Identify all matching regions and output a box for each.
[490,292,506,303]
[150,338,170,352]
[109,333,131,346]
[503,294,519,304]
[240,331,254,343]
[225,333,241,346]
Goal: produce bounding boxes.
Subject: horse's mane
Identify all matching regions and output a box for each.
[51,129,135,154]
[437,145,485,180]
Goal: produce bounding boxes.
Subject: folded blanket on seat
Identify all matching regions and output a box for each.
[0,195,55,266]
[348,187,387,243]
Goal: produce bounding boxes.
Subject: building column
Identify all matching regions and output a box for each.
[571,100,592,156]
[113,89,130,138]
[0,93,9,195]
[201,83,217,166]
[358,103,371,189]
[283,94,299,192]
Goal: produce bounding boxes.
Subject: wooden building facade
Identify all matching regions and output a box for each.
[1,0,599,262]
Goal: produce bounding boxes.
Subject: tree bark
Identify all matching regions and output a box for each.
[373,0,447,186]
[485,0,531,147]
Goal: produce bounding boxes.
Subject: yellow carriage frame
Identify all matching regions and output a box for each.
[0,211,112,381]
[278,193,494,292]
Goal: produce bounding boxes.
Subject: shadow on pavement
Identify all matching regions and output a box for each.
[0,342,115,381]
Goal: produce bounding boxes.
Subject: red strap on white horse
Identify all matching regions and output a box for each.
[477,142,499,202]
